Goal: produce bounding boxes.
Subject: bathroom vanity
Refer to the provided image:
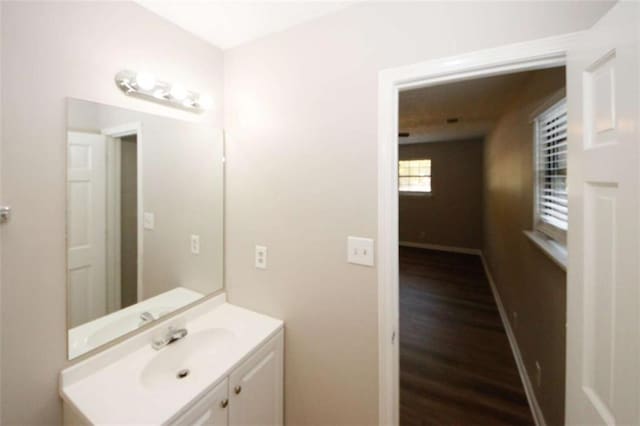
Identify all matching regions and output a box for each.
[60,294,284,425]
[60,98,277,425]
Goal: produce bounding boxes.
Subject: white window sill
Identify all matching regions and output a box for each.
[523,230,567,271]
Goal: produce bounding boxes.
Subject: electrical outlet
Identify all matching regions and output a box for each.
[535,361,542,387]
[190,235,200,255]
[255,245,267,269]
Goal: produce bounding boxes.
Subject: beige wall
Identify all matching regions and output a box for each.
[223,3,610,425]
[120,136,137,308]
[483,67,567,426]
[1,2,223,424]
[399,139,484,249]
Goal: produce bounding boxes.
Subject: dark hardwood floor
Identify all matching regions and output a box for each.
[400,247,534,426]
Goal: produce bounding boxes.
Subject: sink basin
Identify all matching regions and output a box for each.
[140,328,235,390]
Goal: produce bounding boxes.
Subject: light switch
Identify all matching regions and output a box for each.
[348,236,374,266]
[143,212,155,230]
[255,245,267,269]
[190,235,200,255]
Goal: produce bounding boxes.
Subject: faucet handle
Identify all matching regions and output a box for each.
[151,325,188,350]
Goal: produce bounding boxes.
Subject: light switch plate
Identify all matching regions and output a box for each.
[255,245,267,269]
[190,235,200,255]
[348,236,374,266]
[143,212,155,230]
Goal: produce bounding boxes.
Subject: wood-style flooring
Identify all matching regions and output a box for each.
[400,247,534,426]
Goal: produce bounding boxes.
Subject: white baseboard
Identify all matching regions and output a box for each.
[480,253,547,426]
[399,241,482,256]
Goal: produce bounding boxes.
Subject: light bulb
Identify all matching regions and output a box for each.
[198,95,214,110]
[135,72,156,91]
[153,89,167,100]
[170,84,188,101]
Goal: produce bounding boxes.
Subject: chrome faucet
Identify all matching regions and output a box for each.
[139,311,155,327]
[152,326,188,350]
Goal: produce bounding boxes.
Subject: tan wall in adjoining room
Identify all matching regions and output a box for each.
[483,67,567,426]
[223,3,611,425]
[399,139,484,250]
[1,2,223,424]
[120,136,138,308]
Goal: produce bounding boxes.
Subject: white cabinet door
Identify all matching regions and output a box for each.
[565,2,640,425]
[171,378,229,426]
[229,332,284,426]
[67,131,108,327]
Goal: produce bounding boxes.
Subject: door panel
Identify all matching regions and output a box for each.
[229,332,283,426]
[170,378,229,426]
[566,2,640,424]
[67,131,107,327]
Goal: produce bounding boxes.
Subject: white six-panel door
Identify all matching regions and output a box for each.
[67,131,108,328]
[566,2,640,424]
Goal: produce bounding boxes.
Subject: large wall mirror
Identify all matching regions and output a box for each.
[66,98,224,359]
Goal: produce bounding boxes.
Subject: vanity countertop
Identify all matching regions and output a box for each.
[59,294,283,425]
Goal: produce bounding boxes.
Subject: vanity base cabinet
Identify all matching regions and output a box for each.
[63,403,90,426]
[229,331,284,426]
[172,330,283,426]
[171,378,229,426]
[63,330,284,426]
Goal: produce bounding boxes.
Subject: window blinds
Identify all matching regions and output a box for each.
[399,159,432,193]
[536,99,568,232]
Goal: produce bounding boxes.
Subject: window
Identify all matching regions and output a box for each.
[399,159,431,193]
[534,98,568,244]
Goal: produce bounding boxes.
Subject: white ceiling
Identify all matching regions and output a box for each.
[135,1,355,49]
[399,71,536,144]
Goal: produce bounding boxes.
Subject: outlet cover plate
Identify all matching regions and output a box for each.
[143,212,155,230]
[255,245,267,269]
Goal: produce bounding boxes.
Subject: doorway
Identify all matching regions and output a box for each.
[117,134,138,309]
[397,67,566,425]
[376,36,572,425]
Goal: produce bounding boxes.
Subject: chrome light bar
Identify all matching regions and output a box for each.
[114,70,212,114]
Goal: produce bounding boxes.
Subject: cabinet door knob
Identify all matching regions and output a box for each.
[234,385,242,395]
[220,399,229,408]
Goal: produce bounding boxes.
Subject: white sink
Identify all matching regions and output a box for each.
[60,294,283,425]
[140,328,236,390]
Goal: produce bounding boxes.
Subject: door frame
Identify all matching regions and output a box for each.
[377,32,580,425]
[101,122,143,303]
[105,133,122,312]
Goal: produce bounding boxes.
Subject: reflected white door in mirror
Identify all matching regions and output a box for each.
[60,293,284,426]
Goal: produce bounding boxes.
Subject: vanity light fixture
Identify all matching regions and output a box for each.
[115,70,211,113]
